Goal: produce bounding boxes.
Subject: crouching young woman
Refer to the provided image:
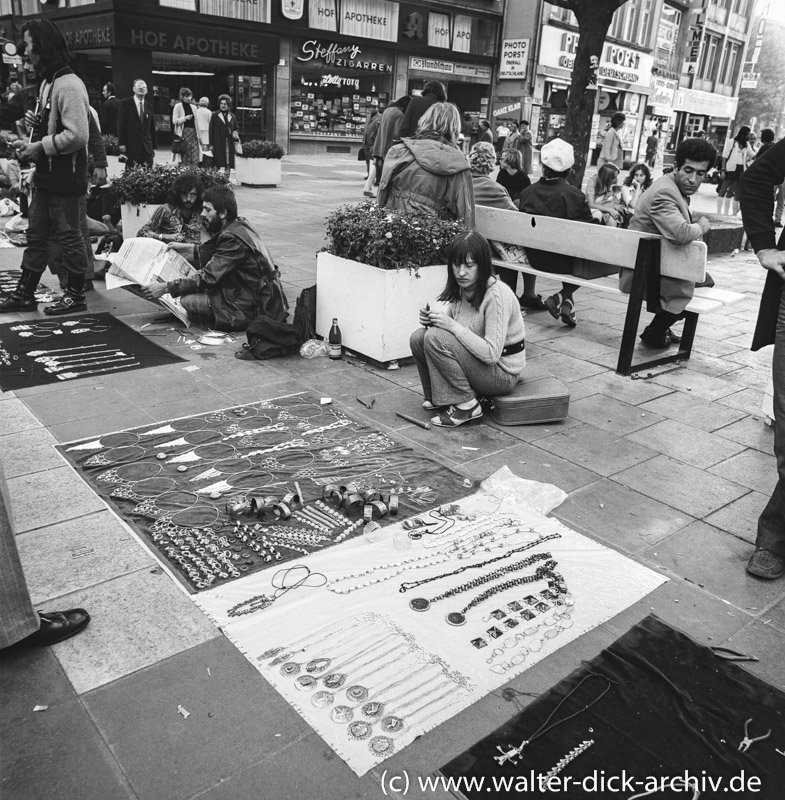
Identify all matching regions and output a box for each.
[410,231,526,428]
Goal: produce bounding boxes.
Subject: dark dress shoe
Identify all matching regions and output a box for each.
[0,293,36,312]
[639,328,671,349]
[746,547,785,580]
[666,328,681,344]
[43,295,87,316]
[20,609,91,646]
[519,294,547,311]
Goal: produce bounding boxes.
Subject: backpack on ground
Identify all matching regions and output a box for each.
[293,285,317,343]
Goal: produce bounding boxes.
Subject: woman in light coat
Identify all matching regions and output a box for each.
[171,87,201,166]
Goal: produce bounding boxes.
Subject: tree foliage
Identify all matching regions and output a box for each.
[734,18,785,133]
[547,0,630,186]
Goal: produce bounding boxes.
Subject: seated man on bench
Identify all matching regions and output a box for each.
[620,137,715,349]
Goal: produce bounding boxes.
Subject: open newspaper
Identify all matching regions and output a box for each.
[105,237,197,327]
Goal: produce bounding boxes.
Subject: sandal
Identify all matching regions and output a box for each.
[560,298,577,327]
[544,293,562,320]
[432,401,483,428]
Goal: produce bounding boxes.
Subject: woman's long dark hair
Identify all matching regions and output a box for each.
[734,126,751,148]
[595,163,620,196]
[438,231,495,310]
[21,20,71,79]
[623,163,652,191]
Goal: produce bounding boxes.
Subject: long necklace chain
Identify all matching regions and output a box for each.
[400,534,561,593]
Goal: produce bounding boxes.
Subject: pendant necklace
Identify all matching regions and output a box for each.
[492,672,615,767]
[227,565,326,618]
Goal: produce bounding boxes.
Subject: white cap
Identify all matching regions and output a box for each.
[540,138,574,171]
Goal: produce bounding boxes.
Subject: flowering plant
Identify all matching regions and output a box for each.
[102,134,120,156]
[322,201,465,273]
[111,164,230,205]
[239,139,285,159]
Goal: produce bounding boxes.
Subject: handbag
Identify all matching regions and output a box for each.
[234,141,244,156]
[357,146,366,162]
[171,135,184,155]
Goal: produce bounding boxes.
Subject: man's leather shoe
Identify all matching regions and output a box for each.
[20,609,90,646]
[639,328,671,349]
[0,293,36,312]
[43,295,87,316]
[746,547,785,580]
[667,328,681,344]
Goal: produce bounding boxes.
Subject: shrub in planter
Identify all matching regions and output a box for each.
[235,139,284,187]
[239,139,285,159]
[111,163,230,206]
[317,201,466,362]
[322,200,465,275]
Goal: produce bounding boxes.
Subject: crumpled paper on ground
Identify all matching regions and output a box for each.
[480,465,567,517]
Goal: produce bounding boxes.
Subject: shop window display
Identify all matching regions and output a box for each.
[291,81,389,139]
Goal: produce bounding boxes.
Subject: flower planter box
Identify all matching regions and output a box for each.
[316,252,447,364]
[121,203,162,239]
[235,157,282,187]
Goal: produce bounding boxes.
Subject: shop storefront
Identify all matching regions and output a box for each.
[534,24,654,166]
[10,0,500,155]
[642,75,677,164]
[49,14,279,146]
[670,87,738,153]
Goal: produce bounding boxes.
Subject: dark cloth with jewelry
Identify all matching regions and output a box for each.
[166,218,276,332]
[518,177,595,275]
[57,392,474,593]
[441,615,785,798]
[0,312,186,391]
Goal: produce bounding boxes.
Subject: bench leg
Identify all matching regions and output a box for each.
[617,311,700,374]
[616,239,658,376]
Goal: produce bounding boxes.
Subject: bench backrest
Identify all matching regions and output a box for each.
[475,206,707,283]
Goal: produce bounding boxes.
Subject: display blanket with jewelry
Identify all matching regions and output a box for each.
[439,614,785,799]
[56,392,473,593]
[0,312,186,391]
[192,468,665,775]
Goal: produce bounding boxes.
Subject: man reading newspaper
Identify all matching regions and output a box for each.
[140,185,282,332]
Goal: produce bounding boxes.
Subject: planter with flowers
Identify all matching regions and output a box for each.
[235,140,284,187]
[111,164,229,238]
[101,134,122,178]
[317,201,465,363]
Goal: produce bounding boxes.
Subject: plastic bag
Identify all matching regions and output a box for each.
[300,339,329,359]
[0,198,19,216]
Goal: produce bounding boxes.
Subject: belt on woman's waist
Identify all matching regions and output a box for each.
[501,339,525,357]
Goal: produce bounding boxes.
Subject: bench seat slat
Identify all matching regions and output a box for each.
[477,206,706,282]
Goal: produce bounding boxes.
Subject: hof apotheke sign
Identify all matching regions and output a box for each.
[309,0,400,42]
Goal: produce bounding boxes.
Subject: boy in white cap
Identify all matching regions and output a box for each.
[517,138,595,326]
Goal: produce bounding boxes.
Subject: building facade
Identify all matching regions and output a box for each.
[2,0,502,155]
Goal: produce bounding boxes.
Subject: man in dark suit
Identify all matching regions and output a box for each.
[100,82,119,136]
[117,78,156,168]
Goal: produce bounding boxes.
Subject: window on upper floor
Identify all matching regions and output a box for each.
[549,5,576,25]
[160,0,197,9]
[608,0,653,47]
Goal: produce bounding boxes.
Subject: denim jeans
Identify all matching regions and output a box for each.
[757,285,785,557]
[22,188,87,279]
[410,326,520,406]
[180,292,214,328]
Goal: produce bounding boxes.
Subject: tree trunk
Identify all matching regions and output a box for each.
[563,4,619,188]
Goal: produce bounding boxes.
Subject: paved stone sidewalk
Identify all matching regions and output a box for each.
[1,156,782,800]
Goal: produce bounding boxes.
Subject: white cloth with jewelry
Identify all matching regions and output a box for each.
[193,468,665,775]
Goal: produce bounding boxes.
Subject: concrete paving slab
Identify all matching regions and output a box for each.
[708,448,777,495]
[600,579,752,645]
[714,415,774,453]
[20,383,140,426]
[723,620,785,689]
[530,351,608,382]
[18,511,153,605]
[570,371,674,405]
[460,441,600,494]
[0,396,43,433]
[716,386,772,416]
[567,394,664,435]
[556,478,694,553]
[0,427,63,478]
[7,465,107,533]
[537,423,657,477]
[614,454,749,518]
[703,489,766,545]
[648,368,743,402]
[83,636,312,800]
[46,407,156,443]
[641,520,785,614]
[51,569,219,694]
[639,390,747,432]
[1,697,135,800]
[625,418,747,469]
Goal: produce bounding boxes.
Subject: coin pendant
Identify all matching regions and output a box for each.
[446,612,466,626]
[409,597,430,612]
